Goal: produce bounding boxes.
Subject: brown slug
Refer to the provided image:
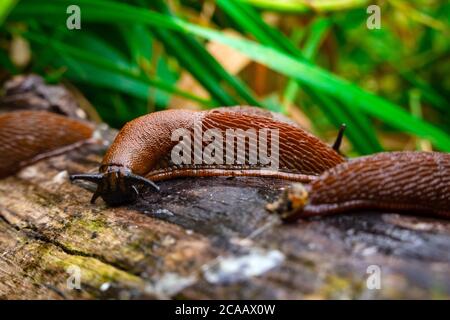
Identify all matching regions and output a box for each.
[267,151,450,221]
[70,107,345,205]
[1,107,447,221]
[0,110,94,178]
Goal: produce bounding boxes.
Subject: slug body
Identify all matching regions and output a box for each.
[272,152,450,221]
[3,108,447,221]
[71,107,344,205]
[0,110,94,178]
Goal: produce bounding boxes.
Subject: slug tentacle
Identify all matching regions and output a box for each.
[332,124,346,154]
[70,173,103,183]
[70,167,159,206]
[126,173,160,191]
[90,189,102,204]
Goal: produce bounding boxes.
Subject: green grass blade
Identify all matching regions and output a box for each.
[23,31,212,106]
[181,24,450,151]
[10,0,450,150]
[150,28,231,105]
[236,0,370,13]
[149,0,262,107]
[218,1,382,153]
[118,24,153,67]
[0,0,17,26]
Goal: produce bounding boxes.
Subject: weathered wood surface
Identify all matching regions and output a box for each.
[0,134,450,299]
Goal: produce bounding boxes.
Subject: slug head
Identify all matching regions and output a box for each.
[266,183,309,222]
[70,166,159,206]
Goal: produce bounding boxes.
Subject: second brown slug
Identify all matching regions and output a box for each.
[0,110,94,179]
[70,107,345,205]
[268,151,450,221]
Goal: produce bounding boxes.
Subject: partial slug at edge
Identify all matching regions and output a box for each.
[267,151,450,221]
[0,110,95,178]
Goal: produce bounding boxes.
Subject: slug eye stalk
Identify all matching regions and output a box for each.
[332,124,346,154]
[69,173,103,183]
[126,173,160,191]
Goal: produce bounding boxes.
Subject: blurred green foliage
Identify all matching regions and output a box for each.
[0,0,449,154]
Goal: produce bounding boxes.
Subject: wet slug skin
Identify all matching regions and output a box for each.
[268,151,450,221]
[70,107,344,206]
[0,110,94,178]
